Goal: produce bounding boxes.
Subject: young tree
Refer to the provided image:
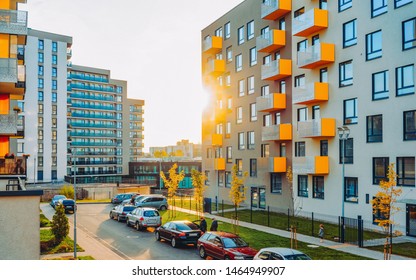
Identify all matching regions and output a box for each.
[371,163,402,259]
[60,185,74,199]
[229,164,248,233]
[160,163,185,219]
[51,204,69,245]
[191,169,207,218]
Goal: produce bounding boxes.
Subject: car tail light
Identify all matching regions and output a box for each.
[139,217,144,221]
[122,212,126,215]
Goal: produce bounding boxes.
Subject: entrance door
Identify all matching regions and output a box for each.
[407,204,416,237]
[251,188,258,208]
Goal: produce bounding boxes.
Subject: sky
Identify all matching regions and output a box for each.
[20,0,244,152]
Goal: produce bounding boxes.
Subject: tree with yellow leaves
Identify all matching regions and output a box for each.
[229,164,248,233]
[191,169,207,218]
[160,163,185,219]
[371,162,402,259]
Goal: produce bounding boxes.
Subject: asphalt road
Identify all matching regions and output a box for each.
[41,203,201,260]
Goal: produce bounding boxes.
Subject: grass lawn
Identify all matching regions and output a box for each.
[40,228,85,255]
[365,242,416,259]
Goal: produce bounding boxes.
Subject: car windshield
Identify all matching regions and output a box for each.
[176,222,199,231]
[284,254,311,260]
[123,206,136,211]
[54,195,66,200]
[222,237,248,248]
[62,200,74,205]
[144,211,159,217]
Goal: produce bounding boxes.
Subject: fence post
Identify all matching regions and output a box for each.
[358,215,363,247]
[341,216,345,243]
[267,206,270,227]
[311,212,314,237]
[287,208,290,231]
[222,200,224,217]
[250,202,253,223]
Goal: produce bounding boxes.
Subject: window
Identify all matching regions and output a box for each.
[38,129,43,140]
[280,143,286,157]
[226,46,232,62]
[403,17,416,50]
[248,76,255,94]
[17,142,24,153]
[372,0,387,17]
[247,20,254,40]
[280,80,286,93]
[294,74,306,88]
[247,131,255,150]
[236,159,243,176]
[218,171,224,187]
[52,92,57,103]
[294,7,304,18]
[38,65,43,76]
[344,98,358,124]
[340,60,353,87]
[235,54,242,72]
[320,0,328,9]
[205,171,210,186]
[52,105,57,115]
[298,175,308,197]
[320,140,328,156]
[250,103,257,122]
[366,30,382,60]
[271,173,282,194]
[249,47,257,66]
[250,159,257,177]
[224,22,231,39]
[343,19,357,47]
[38,78,44,89]
[52,80,57,90]
[38,91,44,101]
[395,0,413,9]
[345,177,358,203]
[38,157,43,167]
[38,104,43,114]
[312,105,320,119]
[261,144,269,158]
[38,117,43,127]
[367,114,383,142]
[52,55,57,65]
[320,68,328,82]
[340,138,354,164]
[297,107,308,122]
[226,121,231,136]
[237,106,243,124]
[313,176,324,199]
[215,27,223,37]
[238,79,245,97]
[38,52,44,63]
[238,132,245,150]
[372,70,389,100]
[226,73,231,86]
[404,110,416,140]
[38,39,44,50]
[38,143,43,153]
[295,142,306,157]
[396,64,414,96]
[238,26,245,45]
[226,146,232,163]
[52,118,57,128]
[263,114,272,126]
[52,130,57,141]
[52,41,58,52]
[297,39,307,52]
[261,85,269,96]
[225,171,231,187]
[373,157,389,184]
[339,0,352,12]
[52,67,57,77]
[397,157,415,186]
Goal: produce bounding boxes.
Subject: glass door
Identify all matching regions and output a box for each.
[407,204,416,237]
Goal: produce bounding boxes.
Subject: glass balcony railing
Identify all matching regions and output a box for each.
[261,59,291,81]
[69,122,117,129]
[71,142,117,147]
[258,157,287,173]
[0,156,28,176]
[256,93,286,112]
[293,156,329,175]
[0,9,28,35]
[205,158,226,171]
[256,29,286,53]
[297,118,335,138]
[297,43,335,69]
[293,8,328,37]
[71,112,116,120]
[70,83,116,93]
[0,58,18,83]
[0,113,17,135]
[69,93,115,102]
[206,59,225,76]
[70,131,117,138]
[261,0,291,20]
[261,123,292,141]
[292,82,329,105]
[71,103,116,110]
[203,36,222,54]
[69,73,109,83]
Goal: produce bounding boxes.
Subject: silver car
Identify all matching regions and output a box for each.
[135,195,168,210]
[126,207,161,230]
[254,247,312,260]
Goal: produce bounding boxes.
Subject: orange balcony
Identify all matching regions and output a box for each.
[214,107,227,122]
[258,157,287,173]
[212,134,223,146]
[203,36,222,54]
[261,0,291,20]
[261,59,291,81]
[257,93,286,112]
[292,82,328,105]
[293,156,329,175]
[262,123,292,141]
[206,158,226,171]
[256,29,286,53]
[293,9,328,37]
[297,118,335,138]
[297,43,335,69]
[205,59,225,77]
[0,58,25,97]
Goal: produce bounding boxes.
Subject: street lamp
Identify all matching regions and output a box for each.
[72,148,77,259]
[337,126,350,218]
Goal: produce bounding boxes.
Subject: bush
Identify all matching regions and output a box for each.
[51,205,69,244]
[60,185,74,199]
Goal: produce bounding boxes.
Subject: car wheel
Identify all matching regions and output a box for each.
[160,205,167,211]
[126,219,130,227]
[135,222,141,231]
[109,212,113,219]
[117,215,122,222]
[224,255,231,260]
[155,231,161,241]
[199,246,206,259]
[171,237,177,248]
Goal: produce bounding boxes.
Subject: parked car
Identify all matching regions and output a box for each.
[111,193,139,204]
[59,199,76,214]
[155,220,202,248]
[197,231,258,260]
[50,195,67,209]
[135,195,168,210]
[253,247,312,260]
[126,207,161,230]
[109,205,136,222]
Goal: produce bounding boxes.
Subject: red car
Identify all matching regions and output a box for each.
[197,231,258,260]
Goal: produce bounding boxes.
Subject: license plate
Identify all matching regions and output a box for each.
[189,233,198,237]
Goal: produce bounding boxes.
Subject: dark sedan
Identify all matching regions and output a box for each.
[59,199,76,214]
[155,220,202,248]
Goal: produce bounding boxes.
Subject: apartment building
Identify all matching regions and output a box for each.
[202,0,416,236]
[66,65,144,184]
[149,139,202,159]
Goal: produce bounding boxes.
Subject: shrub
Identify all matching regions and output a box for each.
[60,185,74,199]
[51,205,69,244]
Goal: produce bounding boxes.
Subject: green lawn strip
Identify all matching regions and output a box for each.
[40,228,84,255]
[365,242,416,259]
[162,210,370,260]
[40,213,52,227]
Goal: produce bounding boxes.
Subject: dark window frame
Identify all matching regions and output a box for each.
[339,0,352,12]
[403,17,416,51]
[343,19,357,48]
[371,0,388,18]
[372,70,389,100]
[298,175,308,197]
[397,157,416,187]
[339,60,353,87]
[339,138,354,164]
[404,110,416,141]
[270,173,282,194]
[396,64,415,96]
[373,157,389,185]
[313,176,325,199]
[343,98,358,125]
[366,30,383,60]
[344,177,358,203]
[367,114,383,143]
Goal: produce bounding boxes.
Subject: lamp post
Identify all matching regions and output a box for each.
[72,148,77,259]
[33,157,36,184]
[337,126,350,219]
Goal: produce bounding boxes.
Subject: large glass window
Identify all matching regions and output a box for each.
[371,0,388,17]
[403,17,416,50]
[261,144,269,158]
[248,76,255,94]
[52,55,57,65]
[226,46,232,63]
[250,159,257,177]
[344,98,358,124]
[38,91,43,101]
[238,132,245,150]
[340,60,353,87]
[235,54,242,72]
[250,103,257,122]
[404,110,416,140]
[343,19,357,47]
[397,157,415,186]
[238,79,245,97]
[313,176,324,199]
[225,22,231,39]
[298,175,308,197]
[38,52,44,63]
[52,41,58,52]
[373,157,389,184]
[396,64,415,96]
[271,173,282,194]
[238,26,245,45]
[366,30,382,60]
[247,20,254,40]
[247,131,255,150]
[339,0,352,12]
[395,0,413,8]
[295,142,306,157]
[249,47,257,66]
[226,146,232,163]
[372,70,389,100]
[340,138,354,164]
[345,177,358,203]
[367,115,383,143]
[237,107,243,124]
[38,39,44,50]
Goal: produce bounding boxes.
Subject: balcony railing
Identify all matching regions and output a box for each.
[293,156,329,175]
[0,58,18,83]
[261,123,292,141]
[0,9,28,35]
[256,29,286,53]
[297,118,335,138]
[203,36,222,54]
[261,0,291,20]
[292,82,329,105]
[292,8,328,37]
[205,158,226,171]
[297,43,335,69]
[258,157,287,173]
[0,156,27,176]
[257,93,286,112]
[212,134,223,146]
[261,59,291,81]
[206,59,225,76]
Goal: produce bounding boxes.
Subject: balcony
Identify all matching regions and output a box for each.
[215,107,227,122]
[261,0,291,20]
[292,82,329,105]
[257,93,286,112]
[0,114,17,135]
[256,29,286,53]
[0,156,28,177]
[206,59,225,76]
[262,123,292,141]
[212,134,223,146]
[297,118,335,138]
[0,58,26,96]
[261,59,291,81]
[293,156,329,175]
[205,158,226,171]
[203,36,222,54]
[259,157,287,173]
[293,8,328,37]
[0,9,28,35]
[297,43,335,69]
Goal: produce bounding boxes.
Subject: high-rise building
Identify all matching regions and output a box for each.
[149,139,202,159]
[201,0,416,236]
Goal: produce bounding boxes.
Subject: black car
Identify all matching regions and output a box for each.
[155,220,202,248]
[109,205,136,222]
[111,193,139,204]
[59,199,76,214]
